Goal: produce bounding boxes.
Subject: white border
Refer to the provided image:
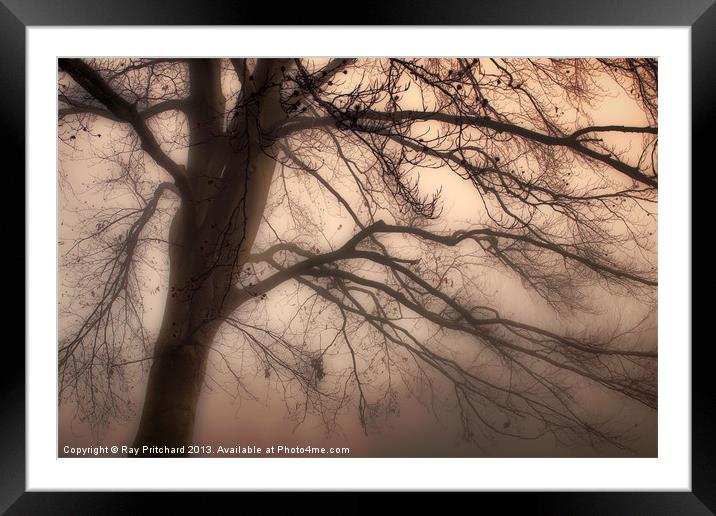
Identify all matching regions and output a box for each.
[27,27,691,490]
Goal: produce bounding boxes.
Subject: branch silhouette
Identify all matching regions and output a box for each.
[58,57,657,456]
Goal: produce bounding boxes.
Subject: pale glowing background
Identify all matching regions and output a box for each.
[57,58,658,459]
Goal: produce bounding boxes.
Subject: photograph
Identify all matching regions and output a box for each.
[57,57,658,459]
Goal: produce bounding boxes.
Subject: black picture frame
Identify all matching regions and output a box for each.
[5,0,709,513]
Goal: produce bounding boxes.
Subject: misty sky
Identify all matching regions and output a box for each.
[58,58,657,458]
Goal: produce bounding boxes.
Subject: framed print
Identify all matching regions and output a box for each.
[6,0,711,512]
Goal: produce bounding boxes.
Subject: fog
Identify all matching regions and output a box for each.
[58,58,657,457]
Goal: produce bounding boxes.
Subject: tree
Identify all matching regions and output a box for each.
[58,58,658,457]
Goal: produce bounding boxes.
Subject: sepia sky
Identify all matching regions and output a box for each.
[58,57,657,458]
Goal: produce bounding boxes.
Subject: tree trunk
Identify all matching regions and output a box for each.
[131,331,216,456]
[130,58,285,456]
[131,209,221,456]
